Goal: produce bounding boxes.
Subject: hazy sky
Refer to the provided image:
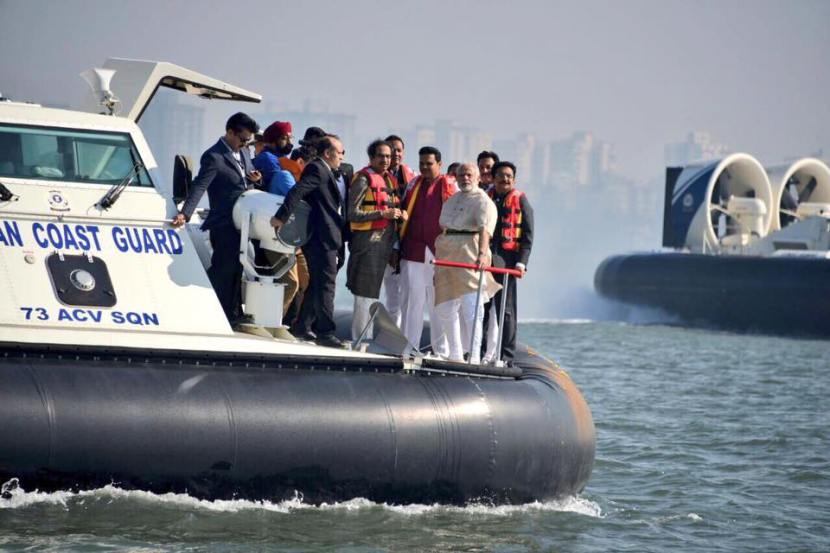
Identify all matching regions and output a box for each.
[2,0,828,180]
[2,0,827,318]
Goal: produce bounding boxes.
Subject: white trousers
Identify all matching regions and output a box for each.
[435,291,485,364]
[483,303,499,363]
[382,265,402,327]
[400,248,448,356]
[352,295,376,341]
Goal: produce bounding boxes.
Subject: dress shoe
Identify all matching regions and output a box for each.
[229,313,255,327]
[315,334,348,349]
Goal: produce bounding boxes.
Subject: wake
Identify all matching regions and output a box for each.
[1,478,602,518]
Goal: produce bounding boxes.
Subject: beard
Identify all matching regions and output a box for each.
[459,181,475,192]
[275,142,294,156]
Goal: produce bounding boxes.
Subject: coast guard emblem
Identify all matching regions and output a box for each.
[48,190,70,211]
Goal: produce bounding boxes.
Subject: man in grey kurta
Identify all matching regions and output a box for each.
[347,140,405,340]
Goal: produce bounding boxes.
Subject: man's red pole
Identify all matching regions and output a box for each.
[432,258,523,366]
[431,259,524,278]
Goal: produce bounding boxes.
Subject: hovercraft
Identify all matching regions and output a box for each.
[0,58,595,504]
[595,153,830,337]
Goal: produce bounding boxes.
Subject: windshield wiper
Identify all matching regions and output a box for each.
[96,162,144,210]
[0,180,18,202]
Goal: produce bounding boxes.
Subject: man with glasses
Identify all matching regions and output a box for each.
[172,112,261,326]
[487,161,534,363]
[346,139,405,340]
[271,135,349,348]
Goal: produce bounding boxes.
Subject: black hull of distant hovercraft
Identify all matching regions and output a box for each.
[595,253,830,337]
[0,341,594,505]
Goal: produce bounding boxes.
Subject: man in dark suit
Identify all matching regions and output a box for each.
[272,135,348,348]
[334,160,354,267]
[172,112,261,324]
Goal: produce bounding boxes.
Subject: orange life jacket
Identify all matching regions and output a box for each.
[279,157,303,182]
[350,167,399,231]
[399,164,415,187]
[490,188,525,252]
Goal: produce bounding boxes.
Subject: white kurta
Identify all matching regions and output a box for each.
[432,187,498,363]
[400,247,448,357]
[382,265,402,327]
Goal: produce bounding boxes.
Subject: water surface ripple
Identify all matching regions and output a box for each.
[2,322,828,552]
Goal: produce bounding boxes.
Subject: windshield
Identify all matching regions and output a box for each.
[0,124,152,186]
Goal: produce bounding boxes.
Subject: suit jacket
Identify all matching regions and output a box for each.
[181,139,254,231]
[276,158,347,251]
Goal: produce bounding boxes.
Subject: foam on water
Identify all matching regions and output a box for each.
[520,318,595,324]
[383,495,603,518]
[0,479,602,518]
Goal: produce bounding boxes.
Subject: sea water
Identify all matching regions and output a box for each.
[2,321,828,552]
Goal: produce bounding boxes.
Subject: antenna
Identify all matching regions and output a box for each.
[80,68,120,115]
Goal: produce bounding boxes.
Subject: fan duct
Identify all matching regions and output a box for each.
[767,158,830,231]
[668,153,772,253]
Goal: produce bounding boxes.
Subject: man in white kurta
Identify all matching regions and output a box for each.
[433,163,499,364]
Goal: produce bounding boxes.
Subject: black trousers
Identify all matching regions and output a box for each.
[207,225,242,321]
[491,271,518,362]
[296,239,338,337]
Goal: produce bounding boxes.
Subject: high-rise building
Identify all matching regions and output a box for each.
[514,133,536,186]
[249,99,357,158]
[531,141,551,192]
[138,91,205,183]
[591,140,615,184]
[395,122,618,189]
[492,139,517,164]
[664,131,728,166]
[545,131,616,188]
[415,126,437,150]
[419,120,493,164]
[466,130,494,163]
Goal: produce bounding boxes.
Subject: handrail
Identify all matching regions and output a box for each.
[432,259,524,278]
[431,257,522,366]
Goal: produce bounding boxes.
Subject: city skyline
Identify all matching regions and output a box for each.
[140,92,799,195]
[2,0,827,184]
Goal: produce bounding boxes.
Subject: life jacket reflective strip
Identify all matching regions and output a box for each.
[490,188,525,252]
[399,174,455,239]
[350,168,400,231]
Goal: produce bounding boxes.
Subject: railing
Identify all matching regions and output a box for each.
[432,259,524,365]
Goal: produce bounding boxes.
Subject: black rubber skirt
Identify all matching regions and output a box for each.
[0,340,594,504]
[595,252,830,337]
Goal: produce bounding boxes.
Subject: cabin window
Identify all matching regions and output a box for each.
[0,124,153,186]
